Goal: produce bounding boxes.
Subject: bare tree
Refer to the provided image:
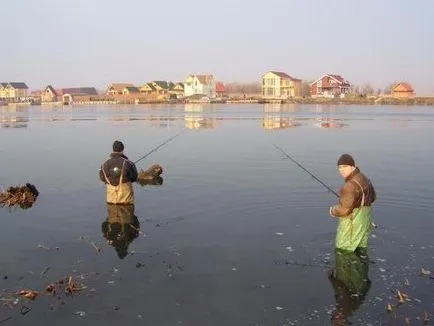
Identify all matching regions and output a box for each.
[301,81,312,97]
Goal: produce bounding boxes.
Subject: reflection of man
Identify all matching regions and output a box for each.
[328,249,371,325]
[101,204,140,259]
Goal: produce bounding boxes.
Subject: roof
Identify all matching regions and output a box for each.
[171,82,184,90]
[266,71,301,81]
[108,83,134,92]
[62,87,98,95]
[140,83,157,91]
[196,75,215,84]
[310,74,350,86]
[124,86,140,93]
[2,82,29,89]
[392,82,414,92]
[216,81,225,92]
[44,85,57,95]
[152,81,174,90]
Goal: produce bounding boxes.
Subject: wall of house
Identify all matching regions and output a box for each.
[262,72,281,98]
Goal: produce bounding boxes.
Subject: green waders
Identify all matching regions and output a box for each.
[335,180,372,252]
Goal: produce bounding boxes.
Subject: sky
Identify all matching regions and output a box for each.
[1,0,433,93]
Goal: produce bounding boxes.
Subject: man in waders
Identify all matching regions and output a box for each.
[99,140,138,205]
[329,154,376,253]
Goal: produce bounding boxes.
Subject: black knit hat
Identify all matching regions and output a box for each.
[112,140,124,153]
[337,154,355,167]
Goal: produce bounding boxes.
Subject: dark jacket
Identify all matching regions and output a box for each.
[99,153,138,186]
[331,167,376,217]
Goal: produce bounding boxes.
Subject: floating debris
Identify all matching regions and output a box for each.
[386,303,393,312]
[0,183,39,209]
[420,267,431,275]
[16,290,39,300]
[396,290,409,303]
[137,164,164,186]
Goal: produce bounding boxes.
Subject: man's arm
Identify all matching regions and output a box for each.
[330,182,359,217]
[127,161,138,182]
[99,164,107,183]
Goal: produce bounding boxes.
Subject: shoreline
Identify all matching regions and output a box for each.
[3,96,434,107]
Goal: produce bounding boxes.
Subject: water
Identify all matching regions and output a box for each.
[1,104,433,325]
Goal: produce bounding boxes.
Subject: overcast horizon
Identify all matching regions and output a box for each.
[1,0,433,94]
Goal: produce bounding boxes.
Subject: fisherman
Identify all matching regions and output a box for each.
[99,140,138,205]
[329,154,376,252]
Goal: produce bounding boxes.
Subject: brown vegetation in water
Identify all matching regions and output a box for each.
[0,183,39,209]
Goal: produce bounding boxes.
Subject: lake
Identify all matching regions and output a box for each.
[1,103,433,325]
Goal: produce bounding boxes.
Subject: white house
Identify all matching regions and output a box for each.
[184,74,216,99]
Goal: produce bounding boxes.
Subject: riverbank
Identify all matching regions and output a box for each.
[4,95,434,107]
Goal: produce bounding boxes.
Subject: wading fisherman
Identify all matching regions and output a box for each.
[99,140,138,204]
[329,154,376,253]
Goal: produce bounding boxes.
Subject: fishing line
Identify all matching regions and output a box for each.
[134,129,186,165]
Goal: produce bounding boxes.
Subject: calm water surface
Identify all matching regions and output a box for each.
[1,104,433,325]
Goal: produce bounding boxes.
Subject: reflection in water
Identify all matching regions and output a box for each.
[262,103,301,129]
[1,115,28,128]
[184,103,215,129]
[137,175,164,186]
[315,117,346,129]
[101,204,140,259]
[328,249,371,325]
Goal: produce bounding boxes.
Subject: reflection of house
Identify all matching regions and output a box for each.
[184,103,215,129]
[310,74,350,98]
[0,82,29,99]
[184,74,216,98]
[262,116,299,129]
[106,83,134,96]
[391,82,414,98]
[315,117,345,129]
[262,71,301,99]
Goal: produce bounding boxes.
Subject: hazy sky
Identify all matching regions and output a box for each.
[1,0,433,93]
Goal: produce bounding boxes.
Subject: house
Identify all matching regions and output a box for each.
[41,85,61,103]
[122,86,140,95]
[170,82,184,99]
[184,74,216,99]
[138,81,176,100]
[61,87,98,104]
[216,82,225,96]
[310,74,350,98]
[0,82,29,99]
[391,82,414,98]
[106,83,134,96]
[261,71,301,99]
[139,83,157,95]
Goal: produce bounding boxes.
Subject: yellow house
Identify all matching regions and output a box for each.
[391,82,414,98]
[170,82,184,99]
[41,85,61,103]
[261,71,301,99]
[139,81,174,100]
[0,82,29,99]
[106,83,134,96]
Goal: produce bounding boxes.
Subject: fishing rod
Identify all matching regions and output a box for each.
[134,129,186,165]
[273,144,338,197]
